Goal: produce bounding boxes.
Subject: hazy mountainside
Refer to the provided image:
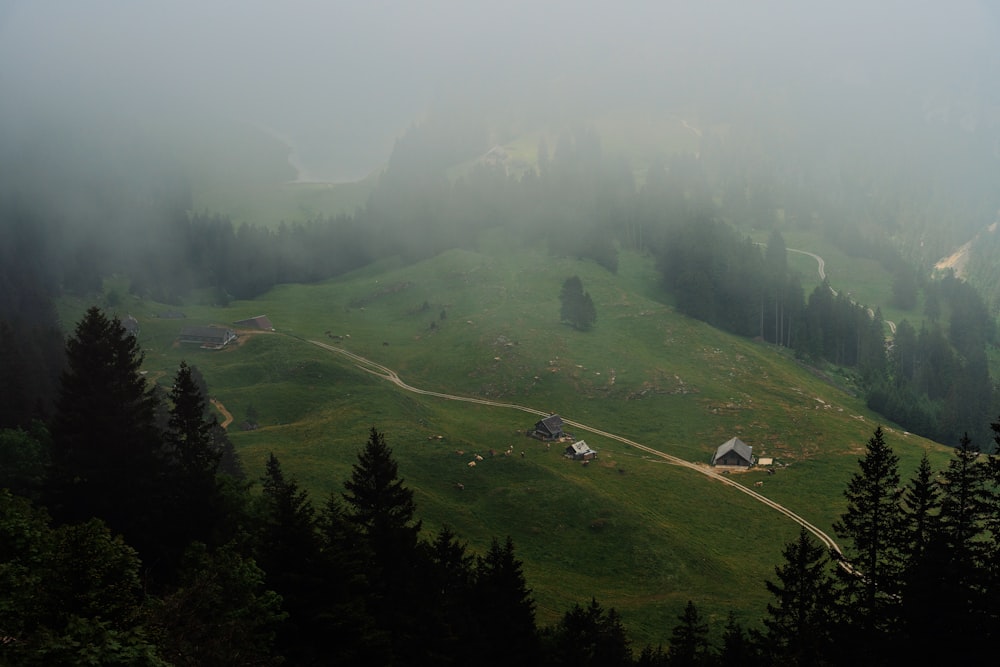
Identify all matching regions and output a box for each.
[64,238,952,645]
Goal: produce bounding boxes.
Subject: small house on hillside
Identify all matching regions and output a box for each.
[179,325,237,349]
[531,414,567,441]
[565,440,598,461]
[711,437,755,468]
[234,315,274,331]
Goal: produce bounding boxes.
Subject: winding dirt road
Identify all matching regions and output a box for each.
[787,246,896,336]
[210,398,234,429]
[307,338,845,559]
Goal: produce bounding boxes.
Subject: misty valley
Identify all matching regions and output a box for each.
[4,2,1000,665]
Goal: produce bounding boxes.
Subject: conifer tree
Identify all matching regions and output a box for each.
[666,600,711,667]
[924,434,991,660]
[547,597,632,667]
[831,425,906,658]
[343,426,421,554]
[47,307,165,558]
[719,611,757,667]
[898,452,942,662]
[762,527,836,666]
[559,275,597,331]
[255,453,323,663]
[166,361,220,479]
[473,536,539,666]
[342,427,424,663]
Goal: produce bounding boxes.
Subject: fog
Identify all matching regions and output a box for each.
[2,1,997,181]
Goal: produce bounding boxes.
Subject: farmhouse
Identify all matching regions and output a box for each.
[234,315,274,331]
[530,414,567,441]
[565,440,598,461]
[711,437,755,468]
[178,325,237,349]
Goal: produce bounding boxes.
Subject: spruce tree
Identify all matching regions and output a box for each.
[925,434,991,660]
[166,361,220,480]
[342,427,424,663]
[762,527,836,666]
[473,536,539,666]
[898,452,942,663]
[559,275,597,331]
[547,597,631,667]
[831,425,906,658]
[666,600,711,667]
[343,426,421,558]
[255,453,323,664]
[47,307,165,558]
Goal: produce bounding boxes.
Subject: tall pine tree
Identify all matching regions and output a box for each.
[762,527,837,666]
[831,426,906,661]
[47,307,167,562]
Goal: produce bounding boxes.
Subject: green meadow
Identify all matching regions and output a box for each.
[72,235,953,647]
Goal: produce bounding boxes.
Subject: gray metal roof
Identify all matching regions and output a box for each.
[712,437,753,464]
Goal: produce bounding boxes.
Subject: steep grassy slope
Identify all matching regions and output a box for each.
[79,239,952,646]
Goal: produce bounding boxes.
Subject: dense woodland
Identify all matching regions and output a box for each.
[5,307,1000,665]
[1,116,998,442]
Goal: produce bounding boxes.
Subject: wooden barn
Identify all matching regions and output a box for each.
[531,414,567,441]
[711,437,755,468]
[564,440,598,461]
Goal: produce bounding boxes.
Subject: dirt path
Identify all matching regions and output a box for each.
[210,398,234,429]
[787,246,896,336]
[306,338,846,562]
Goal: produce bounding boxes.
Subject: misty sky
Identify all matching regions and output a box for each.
[2,1,998,179]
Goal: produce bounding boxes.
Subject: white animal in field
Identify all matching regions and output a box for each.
[468,461,476,467]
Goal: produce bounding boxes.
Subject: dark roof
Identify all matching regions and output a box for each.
[234,315,274,330]
[712,437,753,465]
[537,414,564,435]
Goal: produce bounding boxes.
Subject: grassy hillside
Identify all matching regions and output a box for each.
[70,236,953,647]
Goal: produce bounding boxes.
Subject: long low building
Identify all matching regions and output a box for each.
[179,325,237,349]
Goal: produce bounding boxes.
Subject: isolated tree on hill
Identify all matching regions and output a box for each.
[559,275,597,331]
[831,425,906,658]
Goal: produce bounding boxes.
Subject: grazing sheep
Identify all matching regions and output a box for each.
[468,461,476,467]
[754,481,763,487]
[475,454,484,461]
